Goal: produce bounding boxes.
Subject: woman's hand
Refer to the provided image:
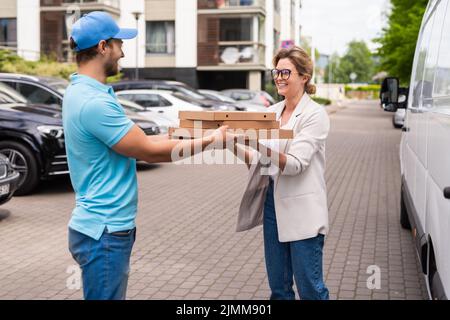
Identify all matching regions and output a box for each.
[206,125,231,149]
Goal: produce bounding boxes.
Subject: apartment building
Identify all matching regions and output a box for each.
[0,0,302,90]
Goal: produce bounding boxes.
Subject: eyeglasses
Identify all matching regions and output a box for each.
[271,69,300,80]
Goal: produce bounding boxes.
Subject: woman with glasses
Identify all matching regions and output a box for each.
[231,46,330,300]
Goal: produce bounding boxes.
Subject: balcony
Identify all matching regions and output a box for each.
[197,14,265,70]
[198,42,265,70]
[198,0,265,15]
[40,0,120,15]
[61,0,120,8]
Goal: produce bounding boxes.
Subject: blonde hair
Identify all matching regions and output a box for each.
[273,46,316,95]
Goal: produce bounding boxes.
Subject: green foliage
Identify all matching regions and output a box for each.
[0,49,76,80]
[299,36,320,62]
[0,49,123,83]
[299,36,321,77]
[375,0,429,84]
[264,80,284,102]
[106,72,123,84]
[325,41,376,83]
[312,97,332,105]
[344,84,381,92]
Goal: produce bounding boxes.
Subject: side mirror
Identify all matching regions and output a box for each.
[380,77,399,112]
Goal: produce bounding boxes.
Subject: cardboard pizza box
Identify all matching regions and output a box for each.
[179,111,276,121]
[179,119,280,129]
[169,127,293,140]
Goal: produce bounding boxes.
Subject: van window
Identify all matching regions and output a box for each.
[411,13,435,108]
[434,0,450,96]
[423,0,448,100]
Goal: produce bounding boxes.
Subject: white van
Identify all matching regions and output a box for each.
[381,0,450,300]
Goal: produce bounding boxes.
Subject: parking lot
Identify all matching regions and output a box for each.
[0,100,428,300]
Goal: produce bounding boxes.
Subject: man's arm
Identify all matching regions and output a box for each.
[113,125,227,163]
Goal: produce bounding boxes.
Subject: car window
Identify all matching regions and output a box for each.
[422,0,447,101]
[0,82,28,103]
[118,94,133,101]
[176,86,205,100]
[232,92,253,101]
[118,99,145,112]
[15,82,61,105]
[130,94,172,108]
[434,0,450,97]
[171,92,202,106]
[0,92,14,103]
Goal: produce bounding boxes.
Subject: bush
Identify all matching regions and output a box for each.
[312,97,332,105]
[344,84,381,92]
[0,49,76,80]
[264,81,282,102]
[0,49,123,83]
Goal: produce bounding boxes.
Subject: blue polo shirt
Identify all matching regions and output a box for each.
[62,73,137,240]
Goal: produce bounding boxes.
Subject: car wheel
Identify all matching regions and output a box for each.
[400,189,411,230]
[0,141,40,196]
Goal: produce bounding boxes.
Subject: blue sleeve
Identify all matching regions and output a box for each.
[80,98,134,147]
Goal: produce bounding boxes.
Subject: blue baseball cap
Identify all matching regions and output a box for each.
[71,11,137,52]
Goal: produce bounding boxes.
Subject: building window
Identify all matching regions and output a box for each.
[146,21,175,54]
[291,0,295,26]
[0,18,17,47]
[274,0,280,13]
[219,18,252,41]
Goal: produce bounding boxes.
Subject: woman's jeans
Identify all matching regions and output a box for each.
[263,178,329,300]
[68,227,136,300]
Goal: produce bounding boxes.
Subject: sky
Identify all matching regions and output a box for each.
[299,0,391,56]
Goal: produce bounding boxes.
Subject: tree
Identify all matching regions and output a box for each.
[326,41,375,83]
[324,53,340,83]
[375,0,428,84]
[299,36,321,77]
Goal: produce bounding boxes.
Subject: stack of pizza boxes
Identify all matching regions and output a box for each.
[169,111,293,140]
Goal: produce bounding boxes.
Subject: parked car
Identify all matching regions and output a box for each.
[0,153,20,205]
[0,73,161,134]
[0,83,160,195]
[110,80,239,111]
[220,89,276,108]
[119,98,175,134]
[198,89,266,111]
[198,89,237,103]
[0,101,67,195]
[380,0,450,300]
[115,89,203,124]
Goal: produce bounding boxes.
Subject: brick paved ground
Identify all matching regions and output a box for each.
[0,100,428,300]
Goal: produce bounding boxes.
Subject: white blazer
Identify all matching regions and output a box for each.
[236,94,330,242]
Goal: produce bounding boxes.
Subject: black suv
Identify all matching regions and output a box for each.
[0,153,20,205]
[0,75,160,195]
[0,99,67,195]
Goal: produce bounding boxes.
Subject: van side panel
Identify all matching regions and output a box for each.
[427,103,450,297]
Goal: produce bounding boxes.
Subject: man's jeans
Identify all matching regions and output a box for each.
[68,227,136,300]
[263,178,329,300]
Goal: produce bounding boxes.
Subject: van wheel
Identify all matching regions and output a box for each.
[400,190,411,230]
[0,141,40,196]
